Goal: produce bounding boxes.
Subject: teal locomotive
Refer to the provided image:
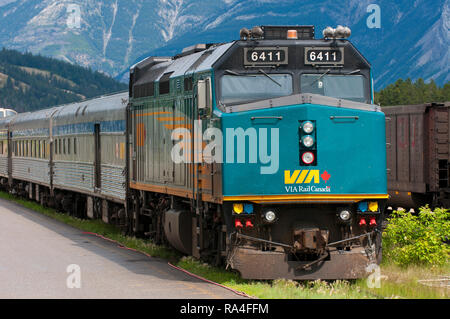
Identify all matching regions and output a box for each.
[128,25,388,279]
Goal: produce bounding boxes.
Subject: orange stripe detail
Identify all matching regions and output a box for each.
[135,111,172,117]
[223,194,390,203]
[136,123,145,147]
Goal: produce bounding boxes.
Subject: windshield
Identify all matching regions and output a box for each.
[220,74,293,105]
[300,74,366,103]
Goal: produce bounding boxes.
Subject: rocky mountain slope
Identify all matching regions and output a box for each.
[0,0,448,89]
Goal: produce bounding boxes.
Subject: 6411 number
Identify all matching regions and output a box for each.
[244,48,288,65]
[305,48,344,65]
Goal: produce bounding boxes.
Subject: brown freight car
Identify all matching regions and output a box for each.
[383,102,450,209]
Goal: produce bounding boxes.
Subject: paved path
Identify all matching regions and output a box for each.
[0,198,244,299]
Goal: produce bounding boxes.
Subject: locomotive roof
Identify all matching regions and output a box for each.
[133,42,234,85]
[132,38,370,89]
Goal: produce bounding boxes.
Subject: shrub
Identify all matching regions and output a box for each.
[383,206,449,267]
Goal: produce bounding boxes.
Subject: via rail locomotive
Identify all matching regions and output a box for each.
[0,25,388,280]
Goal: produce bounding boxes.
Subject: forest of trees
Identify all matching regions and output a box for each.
[0,48,127,112]
[0,48,448,112]
[375,78,450,107]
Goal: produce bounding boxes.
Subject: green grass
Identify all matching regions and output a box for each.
[354,263,450,299]
[1,191,448,299]
[176,256,377,299]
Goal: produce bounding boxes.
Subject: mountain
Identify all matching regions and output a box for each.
[0,0,448,90]
[0,48,127,112]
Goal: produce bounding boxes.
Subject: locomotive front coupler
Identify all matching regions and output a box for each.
[296,231,377,271]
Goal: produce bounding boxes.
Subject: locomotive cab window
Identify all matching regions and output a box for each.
[220,73,293,105]
[300,74,367,103]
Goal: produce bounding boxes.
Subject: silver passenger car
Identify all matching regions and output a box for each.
[52,93,128,202]
[1,93,128,220]
[9,108,56,189]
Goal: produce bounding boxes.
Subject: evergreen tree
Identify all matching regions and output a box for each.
[376,78,450,106]
[0,48,127,112]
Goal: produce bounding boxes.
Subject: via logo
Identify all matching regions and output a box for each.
[284,170,331,185]
[66,264,81,289]
[366,4,381,29]
[67,4,81,29]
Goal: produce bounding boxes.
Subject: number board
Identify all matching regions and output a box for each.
[244,47,288,66]
[304,47,344,65]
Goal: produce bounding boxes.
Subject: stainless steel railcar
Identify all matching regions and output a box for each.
[1,93,128,223]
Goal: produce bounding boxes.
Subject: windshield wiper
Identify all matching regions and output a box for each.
[258,69,282,87]
[224,69,282,87]
[345,69,361,75]
[224,70,242,76]
[306,69,331,87]
[224,70,257,77]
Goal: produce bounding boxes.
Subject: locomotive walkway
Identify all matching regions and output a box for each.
[0,198,243,299]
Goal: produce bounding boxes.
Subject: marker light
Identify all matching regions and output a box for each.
[369,218,377,227]
[233,203,244,214]
[302,121,314,134]
[244,203,254,214]
[287,29,298,39]
[302,135,315,148]
[245,220,254,228]
[264,211,276,223]
[369,202,379,212]
[339,210,351,221]
[359,218,367,227]
[302,152,315,165]
[235,219,244,229]
[358,201,368,213]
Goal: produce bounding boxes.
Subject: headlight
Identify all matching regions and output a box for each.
[301,152,315,165]
[302,135,315,148]
[233,203,244,215]
[263,210,276,223]
[302,121,314,134]
[339,210,351,221]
